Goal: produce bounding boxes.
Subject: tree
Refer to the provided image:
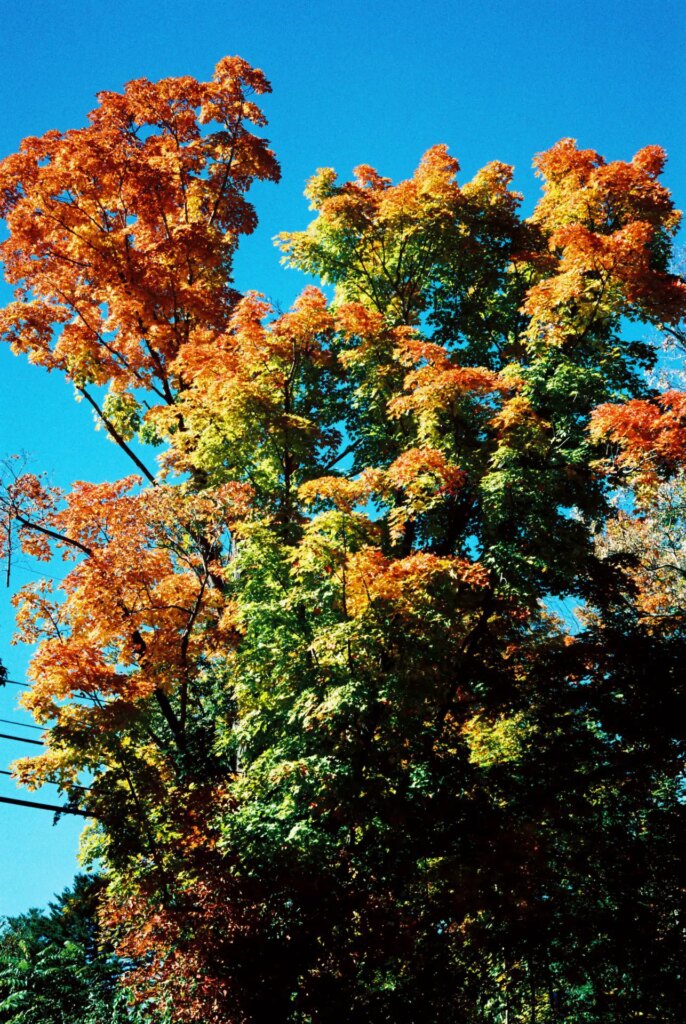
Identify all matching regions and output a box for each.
[0,60,684,1022]
[0,875,150,1024]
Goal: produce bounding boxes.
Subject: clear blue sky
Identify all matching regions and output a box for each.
[0,0,683,916]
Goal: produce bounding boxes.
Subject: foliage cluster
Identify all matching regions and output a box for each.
[0,58,684,1022]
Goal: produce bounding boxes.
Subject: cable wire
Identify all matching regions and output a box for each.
[0,794,89,816]
[0,731,44,747]
[0,768,88,792]
[0,717,43,732]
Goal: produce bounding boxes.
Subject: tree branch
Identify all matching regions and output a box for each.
[13,512,93,558]
[77,386,157,485]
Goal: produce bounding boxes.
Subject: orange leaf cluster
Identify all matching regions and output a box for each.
[525,139,686,340]
[300,448,464,537]
[590,391,686,482]
[175,286,333,387]
[0,470,62,561]
[532,139,677,233]
[12,477,251,731]
[166,286,336,479]
[346,547,489,618]
[307,145,461,229]
[0,57,279,396]
[389,335,504,418]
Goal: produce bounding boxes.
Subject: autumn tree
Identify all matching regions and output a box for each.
[0,60,685,1023]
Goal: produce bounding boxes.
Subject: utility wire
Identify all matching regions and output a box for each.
[0,717,43,732]
[0,768,88,792]
[0,794,90,817]
[0,732,44,747]
[2,560,67,584]
[2,677,100,707]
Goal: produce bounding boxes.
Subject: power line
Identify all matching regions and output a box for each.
[1,677,101,707]
[3,561,68,584]
[0,717,43,732]
[0,731,44,747]
[0,794,89,817]
[0,768,88,792]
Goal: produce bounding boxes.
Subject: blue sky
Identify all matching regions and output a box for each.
[0,0,684,915]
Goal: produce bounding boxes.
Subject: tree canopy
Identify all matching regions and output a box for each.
[0,57,684,1023]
